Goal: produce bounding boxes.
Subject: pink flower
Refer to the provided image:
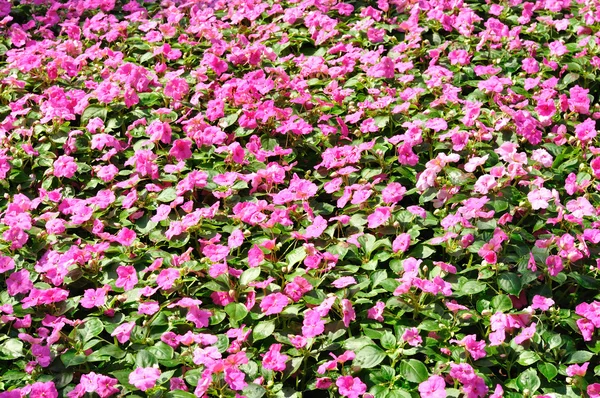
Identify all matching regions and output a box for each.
[129,367,161,391]
[336,376,367,398]
[316,378,332,389]
[332,276,357,288]
[367,206,391,228]
[514,322,536,345]
[302,309,325,338]
[224,367,247,391]
[53,155,78,178]
[531,295,554,311]
[527,188,553,210]
[111,321,136,344]
[157,268,180,290]
[367,301,385,322]
[0,256,15,273]
[588,383,600,398]
[138,301,160,315]
[262,343,288,371]
[418,375,446,398]
[566,362,588,377]
[382,182,406,204]
[164,77,189,101]
[248,245,264,268]
[115,227,136,246]
[546,255,564,276]
[6,269,32,296]
[30,382,58,398]
[341,299,356,327]
[392,233,411,253]
[260,293,289,315]
[115,265,138,290]
[170,139,193,161]
[451,335,486,360]
[80,286,110,309]
[490,384,503,398]
[575,118,597,143]
[569,85,590,114]
[402,327,422,346]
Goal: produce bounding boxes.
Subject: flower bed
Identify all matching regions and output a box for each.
[0,0,600,397]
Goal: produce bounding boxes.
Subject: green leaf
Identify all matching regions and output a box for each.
[136,349,158,368]
[286,247,306,267]
[537,363,558,381]
[455,280,487,296]
[77,318,104,343]
[0,339,23,360]
[147,342,174,360]
[157,188,178,202]
[225,303,248,322]
[371,270,388,288]
[61,350,87,367]
[565,350,594,364]
[517,351,540,366]
[498,273,522,296]
[343,337,374,352]
[81,105,107,125]
[409,244,435,259]
[491,295,513,312]
[563,73,580,85]
[380,331,396,350]
[516,368,540,393]
[354,345,386,369]
[86,345,126,362]
[240,268,261,286]
[166,391,197,398]
[399,359,428,383]
[242,383,266,398]
[253,320,276,341]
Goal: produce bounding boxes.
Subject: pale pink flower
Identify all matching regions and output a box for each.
[111,321,136,344]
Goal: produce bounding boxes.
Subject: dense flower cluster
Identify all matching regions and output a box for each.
[1,0,600,397]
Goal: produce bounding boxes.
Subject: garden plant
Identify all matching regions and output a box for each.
[1,0,600,397]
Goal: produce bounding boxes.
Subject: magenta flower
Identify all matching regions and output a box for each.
[115,227,137,247]
[260,293,290,315]
[164,77,189,101]
[115,265,138,291]
[261,343,288,371]
[302,309,325,338]
[588,383,600,398]
[418,375,446,398]
[336,376,367,398]
[53,155,78,178]
[129,367,161,391]
[0,256,14,273]
[30,382,58,398]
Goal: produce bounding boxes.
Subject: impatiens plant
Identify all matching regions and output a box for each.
[3,0,600,397]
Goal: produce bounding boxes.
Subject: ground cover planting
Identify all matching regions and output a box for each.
[1,0,600,397]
